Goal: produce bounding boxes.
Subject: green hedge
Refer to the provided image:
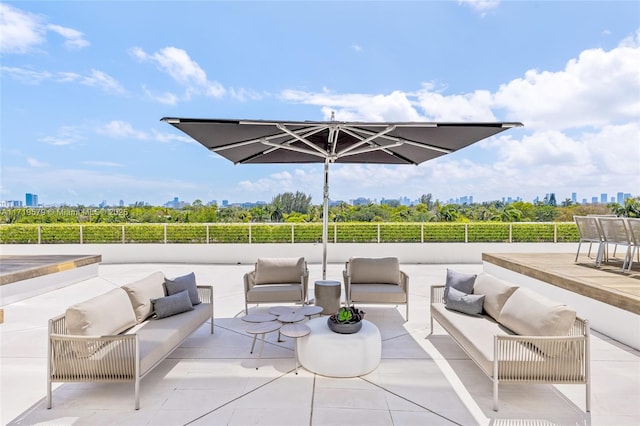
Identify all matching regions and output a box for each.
[0,222,580,244]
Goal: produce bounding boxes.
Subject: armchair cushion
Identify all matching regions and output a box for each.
[255,257,305,285]
[349,257,400,285]
[350,283,407,304]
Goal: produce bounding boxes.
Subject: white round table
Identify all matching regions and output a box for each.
[297,317,381,377]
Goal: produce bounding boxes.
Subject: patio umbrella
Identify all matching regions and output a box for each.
[161,117,523,278]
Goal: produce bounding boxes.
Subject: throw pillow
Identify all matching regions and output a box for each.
[121,271,166,323]
[445,287,485,316]
[151,290,194,319]
[444,269,477,302]
[165,272,201,305]
[473,273,519,321]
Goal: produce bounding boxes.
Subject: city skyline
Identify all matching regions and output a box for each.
[2,189,635,209]
[1,2,639,206]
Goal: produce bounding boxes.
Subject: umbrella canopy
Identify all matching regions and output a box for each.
[161,118,523,278]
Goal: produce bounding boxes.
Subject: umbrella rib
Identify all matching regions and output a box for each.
[337,125,397,156]
[276,124,330,157]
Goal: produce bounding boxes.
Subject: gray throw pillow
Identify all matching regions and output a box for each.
[164,272,201,305]
[446,287,485,316]
[444,269,477,302]
[152,290,194,319]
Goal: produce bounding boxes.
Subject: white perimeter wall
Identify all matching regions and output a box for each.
[0,242,577,265]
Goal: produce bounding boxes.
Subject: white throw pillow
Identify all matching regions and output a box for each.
[121,271,166,322]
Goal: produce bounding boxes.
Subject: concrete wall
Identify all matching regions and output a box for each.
[1,242,578,265]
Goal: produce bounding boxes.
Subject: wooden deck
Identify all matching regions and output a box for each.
[0,254,102,286]
[482,252,640,315]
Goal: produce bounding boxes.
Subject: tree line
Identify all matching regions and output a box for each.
[2,191,638,224]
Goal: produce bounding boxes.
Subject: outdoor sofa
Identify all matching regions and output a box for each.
[47,271,214,409]
[430,270,590,411]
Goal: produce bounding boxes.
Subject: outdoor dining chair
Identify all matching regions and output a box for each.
[596,217,634,271]
[574,216,605,264]
[625,218,640,272]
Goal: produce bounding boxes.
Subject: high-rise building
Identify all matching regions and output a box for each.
[600,193,607,203]
[25,193,38,207]
[571,192,577,204]
[617,192,624,204]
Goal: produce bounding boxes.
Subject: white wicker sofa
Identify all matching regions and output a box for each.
[47,271,214,410]
[430,270,590,412]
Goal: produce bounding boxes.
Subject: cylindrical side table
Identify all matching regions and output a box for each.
[314,280,341,315]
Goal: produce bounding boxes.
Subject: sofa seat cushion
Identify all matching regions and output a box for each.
[350,283,406,304]
[66,287,137,337]
[255,257,305,285]
[432,303,510,375]
[473,273,519,320]
[122,272,167,323]
[135,303,212,375]
[349,257,400,285]
[246,284,303,303]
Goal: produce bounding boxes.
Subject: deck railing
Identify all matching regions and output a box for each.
[0,222,579,244]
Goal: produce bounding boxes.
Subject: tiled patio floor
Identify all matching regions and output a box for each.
[1,263,639,425]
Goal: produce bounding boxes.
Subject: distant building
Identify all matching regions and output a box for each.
[164,197,189,209]
[600,193,607,204]
[25,193,38,207]
[119,200,124,207]
[571,192,577,204]
[592,196,598,204]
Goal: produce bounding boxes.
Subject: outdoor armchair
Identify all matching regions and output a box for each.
[343,257,409,321]
[243,257,309,314]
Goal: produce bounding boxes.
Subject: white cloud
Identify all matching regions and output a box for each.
[83,161,124,167]
[130,46,225,101]
[98,121,149,140]
[39,126,83,146]
[0,4,88,54]
[1,66,125,94]
[46,24,90,50]
[351,43,363,52]
[26,157,48,167]
[458,0,501,14]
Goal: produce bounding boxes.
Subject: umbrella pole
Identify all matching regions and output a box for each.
[322,158,329,280]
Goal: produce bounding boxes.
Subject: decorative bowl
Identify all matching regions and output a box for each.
[327,318,362,334]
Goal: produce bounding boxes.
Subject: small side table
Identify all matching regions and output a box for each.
[314,280,341,315]
[245,321,282,370]
[279,323,311,374]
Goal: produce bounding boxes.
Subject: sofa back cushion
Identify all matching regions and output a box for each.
[66,287,137,336]
[349,257,400,285]
[122,271,166,322]
[472,272,519,320]
[255,257,305,285]
[498,287,577,356]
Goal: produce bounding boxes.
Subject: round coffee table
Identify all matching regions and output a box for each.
[297,317,381,377]
[279,323,311,374]
[245,320,282,370]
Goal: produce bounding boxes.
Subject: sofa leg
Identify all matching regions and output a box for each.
[493,379,499,411]
[47,379,52,409]
[135,378,140,410]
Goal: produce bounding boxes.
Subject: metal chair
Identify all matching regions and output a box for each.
[625,218,640,272]
[243,257,309,314]
[574,216,605,264]
[596,217,633,271]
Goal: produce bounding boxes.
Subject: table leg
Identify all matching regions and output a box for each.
[256,333,266,370]
[250,333,258,354]
[294,339,299,375]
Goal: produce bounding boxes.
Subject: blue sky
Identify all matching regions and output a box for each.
[1,1,639,207]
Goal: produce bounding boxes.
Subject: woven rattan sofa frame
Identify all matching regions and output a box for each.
[429,285,591,412]
[47,285,214,410]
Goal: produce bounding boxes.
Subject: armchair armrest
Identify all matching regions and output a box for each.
[244,270,257,293]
